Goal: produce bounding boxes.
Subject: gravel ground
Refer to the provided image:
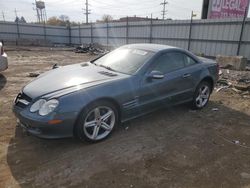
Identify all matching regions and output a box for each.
[0,47,250,188]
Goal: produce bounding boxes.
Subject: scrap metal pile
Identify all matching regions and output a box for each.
[74,43,109,55]
[216,67,250,97]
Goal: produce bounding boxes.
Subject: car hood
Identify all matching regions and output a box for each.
[23,62,127,99]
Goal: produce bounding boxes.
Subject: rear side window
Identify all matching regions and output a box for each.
[184,55,197,66]
[152,52,185,74]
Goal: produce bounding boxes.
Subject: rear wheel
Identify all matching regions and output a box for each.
[191,81,211,109]
[75,101,118,142]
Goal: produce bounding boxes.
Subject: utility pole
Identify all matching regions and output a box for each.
[188,11,196,51]
[14,8,18,19]
[126,16,129,44]
[83,0,91,24]
[237,7,248,55]
[160,0,168,20]
[14,8,20,44]
[2,11,5,22]
[149,13,153,43]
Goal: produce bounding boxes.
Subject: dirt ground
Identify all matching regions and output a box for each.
[0,47,250,188]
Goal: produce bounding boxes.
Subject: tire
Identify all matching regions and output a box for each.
[191,81,211,110]
[74,100,118,143]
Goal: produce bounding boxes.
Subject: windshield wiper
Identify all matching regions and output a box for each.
[99,64,116,72]
[90,53,107,64]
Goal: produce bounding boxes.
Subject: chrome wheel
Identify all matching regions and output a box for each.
[83,106,115,141]
[195,85,210,108]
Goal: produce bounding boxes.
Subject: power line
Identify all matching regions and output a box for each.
[96,0,161,6]
[167,1,201,12]
[93,4,161,11]
[91,0,161,10]
[160,0,168,20]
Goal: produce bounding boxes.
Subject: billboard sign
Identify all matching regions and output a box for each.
[208,0,249,19]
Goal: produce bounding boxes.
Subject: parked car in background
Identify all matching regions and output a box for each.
[0,41,8,72]
[13,44,219,142]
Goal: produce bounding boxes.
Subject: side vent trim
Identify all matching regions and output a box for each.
[98,71,117,77]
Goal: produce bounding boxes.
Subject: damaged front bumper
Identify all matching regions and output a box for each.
[13,105,75,139]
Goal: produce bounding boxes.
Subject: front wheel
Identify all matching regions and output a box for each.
[191,81,211,109]
[75,101,118,142]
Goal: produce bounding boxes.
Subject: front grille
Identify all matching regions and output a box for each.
[15,92,32,108]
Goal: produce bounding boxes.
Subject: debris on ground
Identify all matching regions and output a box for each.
[219,69,223,76]
[231,87,241,93]
[120,169,126,172]
[212,108,219,111]
[233,84,249,91]
[75,44,90,53]
[162,167,171,171]
[74,43,109,55]
[217,134,250,149]
[240,172,250,179]
[28,72,40,77]
[215,86,229,92]
[217,78,232,86]
[239,78,250,84]
[233,140,240,144]
[215,67,250,95]
[52,63,60,69]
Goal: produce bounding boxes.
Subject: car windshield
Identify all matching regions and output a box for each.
[93,47,154,75]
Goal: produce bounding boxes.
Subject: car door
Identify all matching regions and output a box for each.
[181,53,204,93]
[138,51,195,111]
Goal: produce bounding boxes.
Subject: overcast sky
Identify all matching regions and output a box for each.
[0,0,249,23]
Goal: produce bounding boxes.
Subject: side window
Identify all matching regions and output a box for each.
[153,52,185,74]
[184,54,197,67]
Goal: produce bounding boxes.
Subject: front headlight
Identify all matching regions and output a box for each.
[30,99,59,116]
[39,99,59,116]
[30,99,46,113]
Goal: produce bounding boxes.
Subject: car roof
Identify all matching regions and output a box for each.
[123,43,180,52]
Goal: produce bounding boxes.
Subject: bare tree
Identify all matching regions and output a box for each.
[47,15,70,26]
[58,15,69,22]
[101,14,113,22]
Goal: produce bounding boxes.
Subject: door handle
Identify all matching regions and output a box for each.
[183,73,191,78]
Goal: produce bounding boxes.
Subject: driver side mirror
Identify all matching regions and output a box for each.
[147,70,164,80]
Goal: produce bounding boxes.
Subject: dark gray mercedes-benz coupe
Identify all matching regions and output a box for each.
[13,44,219,142]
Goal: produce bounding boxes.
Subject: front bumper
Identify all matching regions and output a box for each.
[0,53,8,72]
[13,105,76,139]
